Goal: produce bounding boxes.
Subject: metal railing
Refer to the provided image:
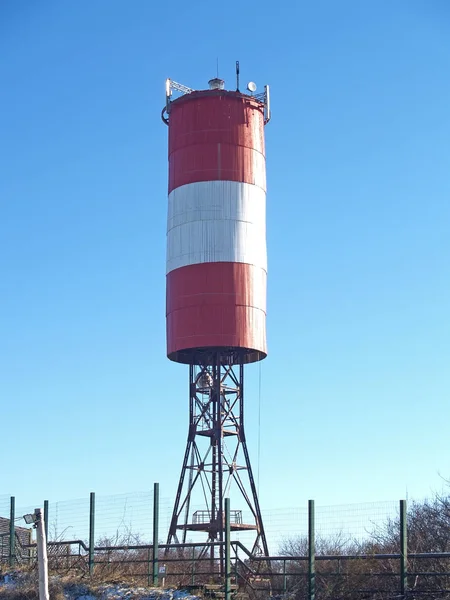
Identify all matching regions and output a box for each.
[193,510,243,525]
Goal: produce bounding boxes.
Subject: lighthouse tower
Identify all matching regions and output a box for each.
[162,71,271,559]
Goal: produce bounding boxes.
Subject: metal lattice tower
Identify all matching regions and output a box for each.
[167,359,269,558]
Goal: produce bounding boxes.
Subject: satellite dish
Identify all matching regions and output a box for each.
[247,81,257,93]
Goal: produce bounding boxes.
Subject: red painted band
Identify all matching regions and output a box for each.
[169,144,265,193]
[168,92,265,193]
[166,262,267,363]
[169,93,265,152]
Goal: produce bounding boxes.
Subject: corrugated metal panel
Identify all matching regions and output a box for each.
[167,261,267,313]
[169,94,265,154]
[169,144,266,193]
[166,181,266,274]
[167,305,266,356]
[166,262,267,360]
[168,180,265,229]
[168,92,266,194]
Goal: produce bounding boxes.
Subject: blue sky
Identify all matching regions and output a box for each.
[1,0,450,515]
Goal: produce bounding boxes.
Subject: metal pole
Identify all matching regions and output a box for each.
[9,496,15,568]
[211,359,218,577]
[148,547,151,587]
[283,559,287,593]
[400,499,407,597]
[217,357,224,576]
[225,498,231,600]
[35,508,50,600]
[43,500,49,542]
[191,545,195,585]
[89,492,95,575]
[308,499,315,600]
[153,482,159,586]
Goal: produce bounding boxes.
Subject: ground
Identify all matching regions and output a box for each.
[0,573,202,600]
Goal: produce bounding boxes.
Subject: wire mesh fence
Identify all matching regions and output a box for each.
[12,492,169,546]
[2,491,450,599]
[0,495,12,562]
[316,501,399,540]
[2,492,401,553]
[0,496,10,517]
[224,501,399,553]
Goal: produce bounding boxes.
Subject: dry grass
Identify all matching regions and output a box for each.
[0,577,66,600]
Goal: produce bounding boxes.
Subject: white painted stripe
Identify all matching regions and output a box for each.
[166,181,267,274]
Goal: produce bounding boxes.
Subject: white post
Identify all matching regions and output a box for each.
[35,508,49,600]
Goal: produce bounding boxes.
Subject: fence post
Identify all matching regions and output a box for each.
[44,500,49,541]
[191,545,195,585]
[308,499,315,600]
[225,498,231,600]
[400,499,407,597]
[283,559,287,593]
[9,496,15,568]
[147,547,152,587]
[153,482,159,586]
[89,492,95,575]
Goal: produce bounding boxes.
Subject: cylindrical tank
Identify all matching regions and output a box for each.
[165,83,268,364]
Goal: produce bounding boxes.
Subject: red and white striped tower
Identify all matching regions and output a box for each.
[162,72,271,561]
